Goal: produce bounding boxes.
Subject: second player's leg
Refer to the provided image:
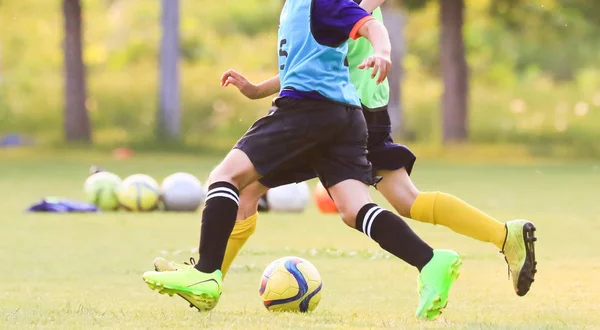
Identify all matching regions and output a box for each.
[375,167,507,247]
[372,167,418,218]
[237,181,269,220]
[367,114,537,296]
[220,181,270,277]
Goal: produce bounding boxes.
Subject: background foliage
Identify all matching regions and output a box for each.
[1,0,600,157]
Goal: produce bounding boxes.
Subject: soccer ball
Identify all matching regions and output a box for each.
[84,171,122,211]
[161,172,206,212]
[265,182,310,213]
[259,256,323,312]
[117,174,161,211]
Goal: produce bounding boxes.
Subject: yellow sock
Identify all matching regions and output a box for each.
[221,213,258,278]
[410,192,506,249]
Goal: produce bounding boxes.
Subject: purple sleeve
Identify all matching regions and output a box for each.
[310,0,371,47]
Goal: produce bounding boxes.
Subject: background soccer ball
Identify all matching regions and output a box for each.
[160,172,206,212]
[259,256,322,312]
[265,182,310,213]
[313,181,338,214]
[84,171,122,211]
[117,174,161,211]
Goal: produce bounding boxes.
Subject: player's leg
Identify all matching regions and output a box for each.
[143,100,323,310]
[376,167,507,248]
[315,108,460,320]
[326,179,460,320]
[155,165,318,279]
[217,181,267,276]
[223,158,319,277]
[153,182,264,280]
[142,148,260,310]
[365,110,537,296]
[376,169,537,296]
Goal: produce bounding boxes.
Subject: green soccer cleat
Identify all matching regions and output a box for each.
[415,249,462,321]
[152,257,198,310]
[142,266,223,312]
[501,219,537,296]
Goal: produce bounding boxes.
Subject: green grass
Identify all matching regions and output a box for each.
[0,150,599,328]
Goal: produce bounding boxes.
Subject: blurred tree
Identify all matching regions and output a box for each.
[156,0,181,140]
[382,3,406,138]
[559,0,600,27]
[63,0,91,142]
[439,0,467,142]
[404,0,468,143]
[490,0,600,80]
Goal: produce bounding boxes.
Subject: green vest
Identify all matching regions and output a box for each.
[346,7,390,110]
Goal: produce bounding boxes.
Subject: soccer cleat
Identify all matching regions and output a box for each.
[415,249,461,321]
[153,257,195,272]
[152,257,197,309]
[142,267,223,312]
[501,219,537,296]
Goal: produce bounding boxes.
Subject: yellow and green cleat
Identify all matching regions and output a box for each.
[142,262,222,312]
[501,219,537,296]
[153,256,194,272]
[415,249,462,321]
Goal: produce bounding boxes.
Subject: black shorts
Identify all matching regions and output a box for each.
[234,97,373,189]
[259,105,416,188]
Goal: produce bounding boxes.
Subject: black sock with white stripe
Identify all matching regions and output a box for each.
[195,181,239,273]
[356,203,434,271]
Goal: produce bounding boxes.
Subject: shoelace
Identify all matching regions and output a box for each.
[183,257,196,266]
[499,224,511,280]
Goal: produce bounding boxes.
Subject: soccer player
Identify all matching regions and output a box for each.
[156,0,537,301]
[143,0,462,320]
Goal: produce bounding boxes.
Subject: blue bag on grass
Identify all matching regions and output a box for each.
[26,197,98,213]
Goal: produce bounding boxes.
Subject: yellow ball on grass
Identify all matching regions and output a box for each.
[84,171,122,211]
[117,174,161,212]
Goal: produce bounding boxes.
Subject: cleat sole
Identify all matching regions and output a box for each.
[516,223,537,296]
[143,277,218,311]
[416,255,462,321]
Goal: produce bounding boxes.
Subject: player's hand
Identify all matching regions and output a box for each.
[220,69,259,99]
[357,53,391,85]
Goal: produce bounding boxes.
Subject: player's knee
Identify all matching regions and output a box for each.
[207,166,235,188]
[393,189,419,218]
[337,204,362,228]
[379,180,419,218]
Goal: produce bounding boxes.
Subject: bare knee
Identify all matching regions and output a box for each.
[376,168,419,218]
[390,186,419,218]
[206,149,261,191]
[207,167,235,188]
[337,203,363,228]
[327,179,372,228]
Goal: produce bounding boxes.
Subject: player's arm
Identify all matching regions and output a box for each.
[221,70,280,100]
[311,0,391,84]
[355,19,391,85]
[358,0,386,13]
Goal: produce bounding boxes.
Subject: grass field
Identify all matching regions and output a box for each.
[1,150,599,329]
